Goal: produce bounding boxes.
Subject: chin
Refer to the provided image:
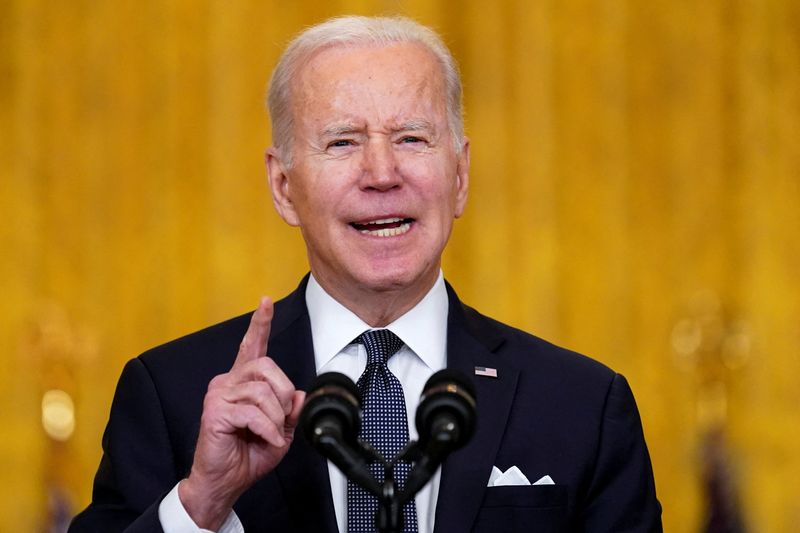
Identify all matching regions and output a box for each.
[353,262,435,294]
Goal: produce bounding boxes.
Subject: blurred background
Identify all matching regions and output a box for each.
[1,0,798,531]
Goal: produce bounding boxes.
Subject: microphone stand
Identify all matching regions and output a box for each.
[353,440,442,533]
[303,370,473,532]
[353,440,404,533]
[376,458,402,533]
[311,427,426,533]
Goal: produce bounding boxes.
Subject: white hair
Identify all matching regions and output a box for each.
[266,15,464,166]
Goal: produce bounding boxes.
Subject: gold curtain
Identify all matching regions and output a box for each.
[1,0,798,530]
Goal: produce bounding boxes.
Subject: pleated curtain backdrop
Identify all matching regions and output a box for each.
[1,1,798,530]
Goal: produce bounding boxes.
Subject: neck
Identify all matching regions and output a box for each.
[312,270,439,327]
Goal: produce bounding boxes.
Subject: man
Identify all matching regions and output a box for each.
[70,15,661,533]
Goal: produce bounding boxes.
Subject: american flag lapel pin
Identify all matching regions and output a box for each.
[474,366,498,378]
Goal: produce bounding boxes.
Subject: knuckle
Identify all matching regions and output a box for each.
[274,383,294,403]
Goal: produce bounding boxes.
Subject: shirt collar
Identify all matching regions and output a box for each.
[306,272,449,372]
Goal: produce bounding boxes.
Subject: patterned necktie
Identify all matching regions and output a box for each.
[347,329,419,533]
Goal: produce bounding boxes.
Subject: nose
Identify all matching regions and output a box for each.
[359,138,402,191]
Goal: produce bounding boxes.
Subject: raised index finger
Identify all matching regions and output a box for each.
[233,296,273,368]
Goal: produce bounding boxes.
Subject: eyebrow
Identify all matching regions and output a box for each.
[395,119,434,132]
[320,124,364,137]
[319,119,436,138]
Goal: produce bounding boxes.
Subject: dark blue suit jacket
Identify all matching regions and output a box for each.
[70,278,662,532]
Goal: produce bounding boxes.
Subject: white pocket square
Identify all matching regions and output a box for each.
[488,466,555,487]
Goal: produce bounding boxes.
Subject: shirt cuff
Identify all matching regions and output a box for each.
[158,481,244,533]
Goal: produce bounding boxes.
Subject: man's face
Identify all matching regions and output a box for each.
[268,42,469,303]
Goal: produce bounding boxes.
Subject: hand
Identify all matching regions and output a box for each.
[179,297,306,529]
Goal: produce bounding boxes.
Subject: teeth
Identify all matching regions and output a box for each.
[364,217,403,225]
[359,222,411,237]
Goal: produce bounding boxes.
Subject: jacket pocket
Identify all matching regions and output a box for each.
[473,485,569,532]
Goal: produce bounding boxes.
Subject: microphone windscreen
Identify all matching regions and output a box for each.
[416,368,477,449]
[301,371,361,445]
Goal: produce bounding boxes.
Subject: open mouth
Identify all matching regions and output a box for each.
[350,217,414,237]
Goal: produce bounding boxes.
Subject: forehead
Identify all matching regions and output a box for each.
[290,42,447,128]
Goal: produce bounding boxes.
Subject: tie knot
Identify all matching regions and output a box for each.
[358,329,404,365]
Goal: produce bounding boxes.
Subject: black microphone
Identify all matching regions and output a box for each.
[300,372,381,495]
[301,372,361,447]
[416,369,476,452]
[401,369,477,501]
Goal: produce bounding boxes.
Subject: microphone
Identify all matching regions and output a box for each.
[301,372,361,447]
[415,369,476,453]
[300,372,381,495]
[401,369,477,501]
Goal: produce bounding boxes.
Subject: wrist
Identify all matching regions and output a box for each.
[178,476,237,530]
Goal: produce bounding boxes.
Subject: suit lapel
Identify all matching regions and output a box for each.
[269,277,339,533]
[434,285,520,533]
[265,278,518,532]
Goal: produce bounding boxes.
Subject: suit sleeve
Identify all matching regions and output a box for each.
[581,373,662,532]
[69,357,179,533]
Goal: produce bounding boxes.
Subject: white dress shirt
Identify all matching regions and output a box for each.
[159,272,449,532]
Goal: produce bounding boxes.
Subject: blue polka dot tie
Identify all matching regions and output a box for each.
[347,329,419,533]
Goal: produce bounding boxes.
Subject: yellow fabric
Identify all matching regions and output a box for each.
[1,1,798,530]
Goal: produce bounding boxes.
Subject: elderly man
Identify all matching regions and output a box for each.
[70,15,661,533]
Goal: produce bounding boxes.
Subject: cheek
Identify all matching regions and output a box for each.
[401,154,450,182]
[293,172,343,213]
[412,165,460,207]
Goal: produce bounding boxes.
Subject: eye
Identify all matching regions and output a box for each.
[328,139,354,148]
[399,136,425,144]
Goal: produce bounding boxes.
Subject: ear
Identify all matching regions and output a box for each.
[265,147,301,227]
[454,139,470,218]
